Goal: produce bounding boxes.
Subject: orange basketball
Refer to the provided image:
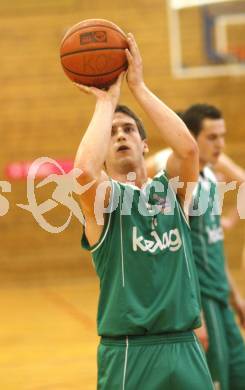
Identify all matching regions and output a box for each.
[60,19,128,89]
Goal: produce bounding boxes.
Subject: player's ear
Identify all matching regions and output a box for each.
[143,139,149,155]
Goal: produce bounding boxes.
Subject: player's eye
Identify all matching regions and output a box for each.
[124,125,134,133]
[207,135,217,141]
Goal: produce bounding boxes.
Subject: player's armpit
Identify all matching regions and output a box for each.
[75,170,112,218]
[77,170,112,247]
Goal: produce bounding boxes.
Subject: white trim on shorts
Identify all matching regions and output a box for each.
[122,337,129,390]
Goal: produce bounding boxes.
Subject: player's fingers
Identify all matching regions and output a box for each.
[127,32,140,57]
[89,86,102,95]
[74,82,103,98]
[127,34,136,56]
[108,71,125,92]
[125,48,133,64]
[73,82,92,94]
[118,71,125,84]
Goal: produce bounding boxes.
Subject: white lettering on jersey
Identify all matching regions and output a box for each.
[132,227,182,253]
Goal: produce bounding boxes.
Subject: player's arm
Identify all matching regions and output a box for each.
[194,311,209,351]
[146,154,160,178]
[226,265,245,328]
[215,153,245,229]
[214,153,245,184]
[146,148,172,178]
[73,74,124,245]
[125,33,199,208]
[215,154,245,326]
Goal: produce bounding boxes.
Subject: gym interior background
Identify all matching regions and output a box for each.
[0,1,244,389]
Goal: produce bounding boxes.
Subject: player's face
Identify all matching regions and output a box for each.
[105,112,148,171]
[196,118,226,167]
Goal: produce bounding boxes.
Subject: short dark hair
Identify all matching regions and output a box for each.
[115,104,147,140]
[182,104,223,137]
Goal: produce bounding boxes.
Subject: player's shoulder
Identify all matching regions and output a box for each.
[153,169,169,183]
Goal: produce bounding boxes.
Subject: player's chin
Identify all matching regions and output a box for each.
[117,155,135,167]
[116,151,132,159]
[204,156,216,166]
[212,153,221,164]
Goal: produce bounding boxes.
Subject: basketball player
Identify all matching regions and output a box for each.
[73,34,213,389]
[147,104,245,390]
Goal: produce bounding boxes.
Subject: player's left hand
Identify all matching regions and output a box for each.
[194,321,209,351]
[233,294,245,328]
[125,33,144,90]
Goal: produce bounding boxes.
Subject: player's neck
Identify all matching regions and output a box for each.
[108,165,148,188]
[199,158,207,172]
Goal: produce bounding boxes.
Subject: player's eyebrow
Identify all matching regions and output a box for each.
[112,122,136,130]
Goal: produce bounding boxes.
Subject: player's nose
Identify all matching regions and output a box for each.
[216,137,225,149]
[116,128,127,141]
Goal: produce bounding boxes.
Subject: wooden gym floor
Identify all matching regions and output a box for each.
[0,268,244,390]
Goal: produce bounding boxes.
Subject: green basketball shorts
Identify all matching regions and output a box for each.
[202,296,245,390]
[97,331,214,389]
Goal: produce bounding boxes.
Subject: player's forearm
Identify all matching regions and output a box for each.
[215,153,245,184]
[226,265,240,301]
[223,207,240,228]
[131,83,198,159]
[74,98,114,178]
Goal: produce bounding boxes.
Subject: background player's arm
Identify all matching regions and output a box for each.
[226,266,245,328]
[146,154,160,178]
[125,34,199,207]
[146,148,172,177]
[73,75,124,245]
[215,154,245,327]
[214,153,245,183]
[194,311,209,351]
[214,153,245,229]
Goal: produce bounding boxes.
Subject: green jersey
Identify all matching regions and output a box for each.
[82,172,201,336]
[189,167,230,304]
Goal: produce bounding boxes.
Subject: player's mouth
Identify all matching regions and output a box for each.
[117,145,130,152]
[213,151,221,158]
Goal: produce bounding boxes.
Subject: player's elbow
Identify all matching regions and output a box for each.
[182,139,199,161]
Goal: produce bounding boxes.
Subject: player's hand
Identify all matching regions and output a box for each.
[221,216,234,230]
[233,294,245,328]
[194,321,209,351]
[125,33,144,90]
[74,71,125,108]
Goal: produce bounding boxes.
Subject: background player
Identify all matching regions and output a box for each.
[146,104,245,390]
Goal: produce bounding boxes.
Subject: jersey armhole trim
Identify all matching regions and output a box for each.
[90,179,115,254]
[177,201,190,229]
[163,172,190,230]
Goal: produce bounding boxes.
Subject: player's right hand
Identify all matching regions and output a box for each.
[73,72,125,109]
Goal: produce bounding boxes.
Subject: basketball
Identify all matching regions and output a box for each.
[60,19,128,89]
